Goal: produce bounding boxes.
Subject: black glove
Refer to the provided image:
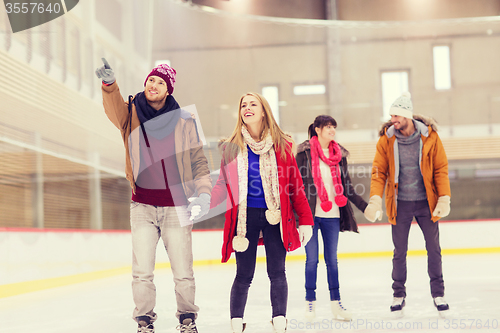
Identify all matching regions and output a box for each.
[95,58,116,84]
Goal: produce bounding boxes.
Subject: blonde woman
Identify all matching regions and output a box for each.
[210,93,314,333]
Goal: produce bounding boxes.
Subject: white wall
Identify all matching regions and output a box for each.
[1,220,499,286]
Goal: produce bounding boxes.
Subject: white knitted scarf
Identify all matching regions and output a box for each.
[233,126,281,252]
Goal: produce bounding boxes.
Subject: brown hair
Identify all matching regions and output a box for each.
[308,115,337,139]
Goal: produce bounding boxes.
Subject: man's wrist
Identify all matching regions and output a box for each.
[199,192,211,200]
[102,80,115,86]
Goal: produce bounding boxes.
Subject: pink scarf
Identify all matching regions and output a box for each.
[309,136,347,211]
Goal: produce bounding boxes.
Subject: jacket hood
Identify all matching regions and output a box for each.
[379,114,439,138]
[297,139,349,158]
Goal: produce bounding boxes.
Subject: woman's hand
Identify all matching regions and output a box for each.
[299,225,313,247]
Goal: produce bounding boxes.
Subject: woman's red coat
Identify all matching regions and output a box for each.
[210,143,314,263]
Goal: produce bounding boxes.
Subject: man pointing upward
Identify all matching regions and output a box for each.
[96,59,211,333]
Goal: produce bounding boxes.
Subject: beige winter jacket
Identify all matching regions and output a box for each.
[101,82,212,198]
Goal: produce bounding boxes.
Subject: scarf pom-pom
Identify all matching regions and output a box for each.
[265,209,281,225]
[320,201,333,212]
[335,195,348,207]
[233,235,249,252]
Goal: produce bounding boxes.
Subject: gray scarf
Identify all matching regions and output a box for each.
[394,120,421,144]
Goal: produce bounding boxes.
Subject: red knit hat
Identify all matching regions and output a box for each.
[144,64,177,94]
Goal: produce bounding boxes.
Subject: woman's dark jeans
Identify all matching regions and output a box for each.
[230,207,287,319]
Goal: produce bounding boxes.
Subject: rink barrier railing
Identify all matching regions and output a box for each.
[1,217,498,233]
[1,246,499,299]
[2,219,500,298]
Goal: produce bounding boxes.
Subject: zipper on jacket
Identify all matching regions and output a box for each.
[181,121,186,188]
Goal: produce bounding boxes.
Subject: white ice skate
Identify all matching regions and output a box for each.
[305,300,316,320]
[390,297,405,318]
[271,316,287,333]
[331,300,352,321]
[433,297,450,318]
[231,318,246,333]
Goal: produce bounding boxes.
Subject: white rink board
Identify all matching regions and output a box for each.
[0,220,499,285]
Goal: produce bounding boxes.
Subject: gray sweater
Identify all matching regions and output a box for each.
[395,121,427,201]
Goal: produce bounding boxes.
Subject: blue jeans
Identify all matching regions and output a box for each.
[230,207,288,319]
[305,217,340,301]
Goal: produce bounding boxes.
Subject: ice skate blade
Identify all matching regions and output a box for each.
[332,315,352,322]
[305,313,315,321]
[438,309,449,319]
[391,309,404,319]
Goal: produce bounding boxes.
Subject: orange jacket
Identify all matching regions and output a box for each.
[370,115,451,224]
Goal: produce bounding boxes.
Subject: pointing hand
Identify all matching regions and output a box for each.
[95,58,116,84]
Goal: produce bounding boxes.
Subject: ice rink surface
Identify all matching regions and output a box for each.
[1,253,499,333]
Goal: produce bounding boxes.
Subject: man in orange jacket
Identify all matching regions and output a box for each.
[364,92,451,317]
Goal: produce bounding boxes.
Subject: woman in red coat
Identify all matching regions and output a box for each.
[210,92,314,333]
